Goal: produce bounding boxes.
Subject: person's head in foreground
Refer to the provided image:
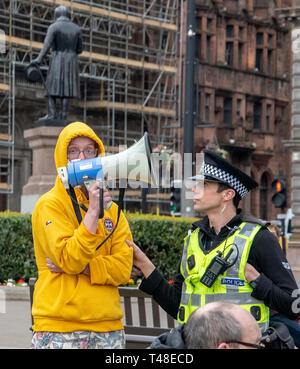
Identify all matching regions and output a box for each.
[183,301,263,349]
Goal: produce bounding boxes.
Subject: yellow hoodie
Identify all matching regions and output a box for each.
[31,122,133,332]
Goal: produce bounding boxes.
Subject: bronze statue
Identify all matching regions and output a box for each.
[29,5,83,123]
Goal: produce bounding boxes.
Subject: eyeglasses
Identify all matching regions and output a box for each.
[67,148,98,159]
[226,340,265,349]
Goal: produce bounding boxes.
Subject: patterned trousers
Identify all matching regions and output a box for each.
[31,330,125,349]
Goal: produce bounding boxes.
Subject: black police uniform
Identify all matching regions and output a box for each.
[139,150,300,344]
[139,210,299,321]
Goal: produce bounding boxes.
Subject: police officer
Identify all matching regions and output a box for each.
[127,150,300,340]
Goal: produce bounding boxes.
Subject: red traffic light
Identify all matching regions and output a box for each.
[271,178,286,209]
[272,178,286,193]
[275,180,282,193]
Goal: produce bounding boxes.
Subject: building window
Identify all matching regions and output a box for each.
[255,30,275,74]
[238,26,244,68]
[226,25,234,38]
[255,32,263,71]
[195,16,215,62]
[225,24,245,68]
[253,102,262,130]
[223,97,232,125]
[238,43,243,68]
[225,42,233,66]
[255,49,263,71]
[207,18,213,32]
[256,32,263,45]
[267,49,273,73]
[236,98,242,120]
[205,93,210,122]
[225,25,234,66]
[206,35,211,62]
[266,104,271,132]
[238,26,243,40]
[196,16,202,30]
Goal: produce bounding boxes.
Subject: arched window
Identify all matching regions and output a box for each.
[260,172,269,220]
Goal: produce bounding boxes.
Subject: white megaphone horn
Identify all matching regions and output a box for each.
[58,132,157,248]
[58,132,157,192]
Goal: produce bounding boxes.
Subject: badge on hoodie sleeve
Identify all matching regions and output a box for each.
[104,218,114,231]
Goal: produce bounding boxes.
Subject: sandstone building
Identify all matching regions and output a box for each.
[0,0,295,221]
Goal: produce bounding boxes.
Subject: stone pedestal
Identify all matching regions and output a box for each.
[34,118,66,127]
[21,126,64,213]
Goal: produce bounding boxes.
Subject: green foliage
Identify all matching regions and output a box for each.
[127,214,198,280]
[0,212,199,282]
[0,213,37,282]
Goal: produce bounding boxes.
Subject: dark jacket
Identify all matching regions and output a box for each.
[36,17,83,97]
[139,210,300,320]
[149,321,296,350]
[149,325,186,349]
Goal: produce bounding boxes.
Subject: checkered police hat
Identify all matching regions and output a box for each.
[192,150,258,198]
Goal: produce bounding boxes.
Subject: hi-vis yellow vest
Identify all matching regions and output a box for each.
[178,222,269,332]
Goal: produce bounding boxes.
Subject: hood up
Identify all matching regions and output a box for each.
[54,121,105,170]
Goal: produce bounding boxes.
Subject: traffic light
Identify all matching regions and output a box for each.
[170,180,181,216]
[271,178,286,209]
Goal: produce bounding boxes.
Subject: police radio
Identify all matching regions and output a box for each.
[200,248,237,287]
[200,226,240,288]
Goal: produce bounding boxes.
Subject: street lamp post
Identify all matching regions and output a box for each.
[182,0,196,218]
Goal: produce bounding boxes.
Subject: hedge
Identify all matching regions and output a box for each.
[0,211,199,282]
[0,212,36,282]
[126,213,198,279]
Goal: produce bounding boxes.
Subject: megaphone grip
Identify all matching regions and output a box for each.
[105,200,112,210]
[99,187,104,219]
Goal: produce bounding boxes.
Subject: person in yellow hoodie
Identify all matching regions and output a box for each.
[31,122,133,349]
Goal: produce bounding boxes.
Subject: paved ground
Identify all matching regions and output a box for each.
[0,286,174,349]
[0,298,32,349]
[0,272,299,349]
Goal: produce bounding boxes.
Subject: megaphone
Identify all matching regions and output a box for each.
[58,131,157,193]
[57,132,156,249]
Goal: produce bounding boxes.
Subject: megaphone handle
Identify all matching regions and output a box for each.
[99,186,104,219]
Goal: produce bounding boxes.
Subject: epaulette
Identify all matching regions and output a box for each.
[241,215,270,228]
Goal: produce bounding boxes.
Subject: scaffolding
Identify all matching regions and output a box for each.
[2,0,181,143]
[0,8,14,195]
[0,0,182,210]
